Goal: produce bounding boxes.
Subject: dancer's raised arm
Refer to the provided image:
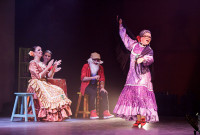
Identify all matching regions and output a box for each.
[118,18,137,51]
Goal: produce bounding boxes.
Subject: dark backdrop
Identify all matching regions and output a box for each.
[1,0,200,116]
[0,0,15,116]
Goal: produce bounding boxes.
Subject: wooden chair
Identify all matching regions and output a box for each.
[75,92,90,118]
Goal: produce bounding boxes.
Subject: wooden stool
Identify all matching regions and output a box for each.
[11,93,37,122]
[75,92,90,118]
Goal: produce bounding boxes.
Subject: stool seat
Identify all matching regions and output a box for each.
[75,92,90,118]
[11,92,37,122]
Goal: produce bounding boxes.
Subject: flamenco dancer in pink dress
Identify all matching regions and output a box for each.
[27,46,72,121]
[113,18,159,127]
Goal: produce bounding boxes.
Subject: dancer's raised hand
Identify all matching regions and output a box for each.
[119,18,122,25]
[117,16,122,24]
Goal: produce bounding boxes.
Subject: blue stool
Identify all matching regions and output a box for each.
[11,93,37,122]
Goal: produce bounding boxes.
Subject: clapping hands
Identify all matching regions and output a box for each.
[54,60,62,72]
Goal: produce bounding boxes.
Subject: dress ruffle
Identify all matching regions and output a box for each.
[27,79,72,122]
[113,85,159,122]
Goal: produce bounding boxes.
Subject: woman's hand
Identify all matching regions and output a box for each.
[54,60,62,66]
[40,59,54,79]
[47,59,54,69]
[117,16,122,25]
[119,18,122,25]
[137,58,144,64]
[55,67,61,72]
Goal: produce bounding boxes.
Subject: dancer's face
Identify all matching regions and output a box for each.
[140,33,151,45]
[43,52,51,63]
[34,46,43,58]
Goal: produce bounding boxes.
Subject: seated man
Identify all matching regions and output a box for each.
[80,52,114,119]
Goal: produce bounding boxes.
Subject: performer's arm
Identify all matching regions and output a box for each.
[39,59,54,79]
[82,76,100,81]
[137,55,154,66]
[81,64,100,81]
[99,66,108,93]
[140,49,154,66]
[143,55,154,66]
[119,19,137,51]
[29,61,50,79]
[47,65,56,78]
[48,60,62,78]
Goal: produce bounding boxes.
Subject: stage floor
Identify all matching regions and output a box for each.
[0,116,195,135]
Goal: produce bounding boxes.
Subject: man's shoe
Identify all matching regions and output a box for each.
[133,120,141,127]
[90,110,99,119]
[103,110,114,119]
[141,118,146,126]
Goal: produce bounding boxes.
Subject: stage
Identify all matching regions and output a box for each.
[0,116,194,135]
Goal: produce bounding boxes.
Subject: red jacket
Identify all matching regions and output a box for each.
[80,63,105,95]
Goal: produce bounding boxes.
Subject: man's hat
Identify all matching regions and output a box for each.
[90,52,101,59]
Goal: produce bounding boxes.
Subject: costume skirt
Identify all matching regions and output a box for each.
[113,85,159,122]
[27,79,72,121]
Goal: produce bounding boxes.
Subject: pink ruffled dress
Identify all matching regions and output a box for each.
[27,60,72,121]
[113,25,159,122]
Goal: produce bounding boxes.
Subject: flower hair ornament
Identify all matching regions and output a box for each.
[28,51,35,57]
[136,36,141,42]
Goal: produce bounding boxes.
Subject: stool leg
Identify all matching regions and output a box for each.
[75,94,82,118]
[20,96,24,121]
[29,99,31,107]
[86,95,89,118]
[30,95,37,122]
[83,96,87,118]
[24,96,28,122]
[11,96,19,121]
